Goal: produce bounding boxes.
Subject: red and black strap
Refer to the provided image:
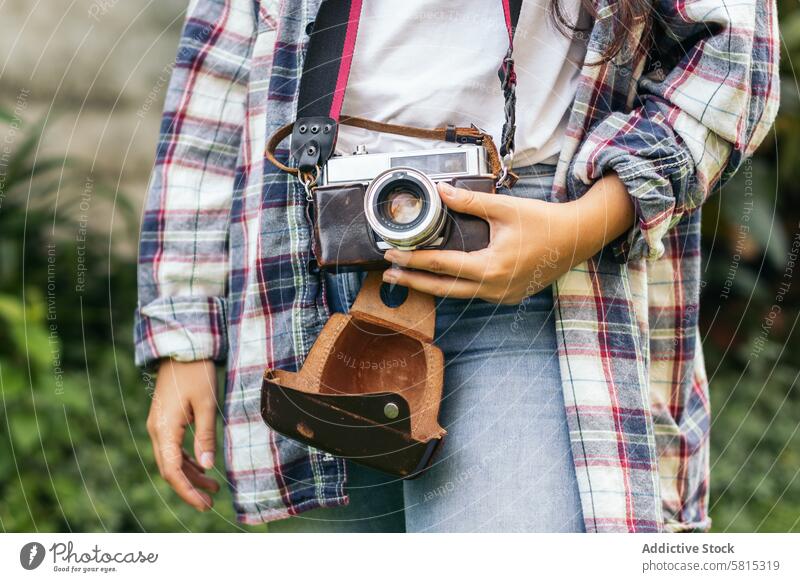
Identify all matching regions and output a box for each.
[296,0,363,120]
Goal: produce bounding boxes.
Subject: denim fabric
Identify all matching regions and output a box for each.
[269,164,583,532]
[266,459,406,533]
[404,286,584,532]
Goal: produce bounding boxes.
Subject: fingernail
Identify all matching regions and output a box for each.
[382,269,399,284]
[201,452,214,469]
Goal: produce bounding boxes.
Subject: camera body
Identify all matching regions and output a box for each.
[312,144,494,271]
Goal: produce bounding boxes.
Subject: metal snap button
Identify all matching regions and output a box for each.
[383,402,399,419]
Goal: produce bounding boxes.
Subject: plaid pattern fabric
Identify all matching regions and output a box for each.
[135,0,779,531]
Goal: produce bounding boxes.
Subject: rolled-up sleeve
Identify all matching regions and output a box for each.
[570,0,780,262]
[135,0,256,368]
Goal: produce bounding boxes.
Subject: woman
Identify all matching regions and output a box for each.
[137,0,779,532]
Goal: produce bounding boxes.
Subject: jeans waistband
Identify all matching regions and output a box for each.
[511,162,557,178]
[500,163,556,202]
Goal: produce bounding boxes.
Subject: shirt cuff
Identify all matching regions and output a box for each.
[568,109,695,263]
[134,296,228,369]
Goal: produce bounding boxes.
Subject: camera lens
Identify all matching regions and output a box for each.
[365,168,446,250]
[380,184,423,225]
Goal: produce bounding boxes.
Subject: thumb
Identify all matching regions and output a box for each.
[438,182,501,220]
[193,400,217,470]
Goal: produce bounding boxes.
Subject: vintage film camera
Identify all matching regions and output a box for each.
[312,143,495,271]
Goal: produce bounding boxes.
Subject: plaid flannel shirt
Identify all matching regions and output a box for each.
[135,0,779,531]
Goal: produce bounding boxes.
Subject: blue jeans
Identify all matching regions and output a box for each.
[268,164,584,533]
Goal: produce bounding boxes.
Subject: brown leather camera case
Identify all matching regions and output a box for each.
[260,273,446,477]
[313,176,494,271]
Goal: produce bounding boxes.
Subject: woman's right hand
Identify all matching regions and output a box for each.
[147,359,221,511]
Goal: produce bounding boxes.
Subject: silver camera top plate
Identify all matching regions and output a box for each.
[321,144,490,186]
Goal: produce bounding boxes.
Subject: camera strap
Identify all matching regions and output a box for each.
[296,0,363,122]
[281,0,523,187]
[261,4,522,474]
[265,116,506,196]
[499,0,523,161]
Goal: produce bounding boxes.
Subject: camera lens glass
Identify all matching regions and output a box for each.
[378,182,424,226]
[385,189,422,224]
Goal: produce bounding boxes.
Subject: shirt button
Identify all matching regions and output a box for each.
[305,20,315,35]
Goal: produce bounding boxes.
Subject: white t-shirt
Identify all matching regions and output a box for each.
[337,0,590,167]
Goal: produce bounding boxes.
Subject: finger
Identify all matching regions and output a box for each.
[383,248,489,281]
[192,399,217,470]
[182,449,206,473]
[183,458,221,493]
[182,450,220,492]
[162,443,213,511]
[147,418,164,479]
[147,399,170,479]
[160,428,212,511]
[438,182,506,220]
[383,268,481,299]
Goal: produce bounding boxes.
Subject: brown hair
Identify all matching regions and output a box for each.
[550,0,654,64]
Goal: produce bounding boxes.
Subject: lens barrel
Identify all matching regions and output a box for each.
[364,167,446,250]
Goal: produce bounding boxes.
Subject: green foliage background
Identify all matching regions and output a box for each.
[0,113,248,532]
[1,3,799,532]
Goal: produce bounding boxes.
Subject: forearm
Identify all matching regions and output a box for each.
[562,172,635,265]
[384,178,636,303]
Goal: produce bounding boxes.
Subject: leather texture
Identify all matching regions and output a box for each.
[313,176,494,271]
[261,273,446,478]
[291,116,338,171]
